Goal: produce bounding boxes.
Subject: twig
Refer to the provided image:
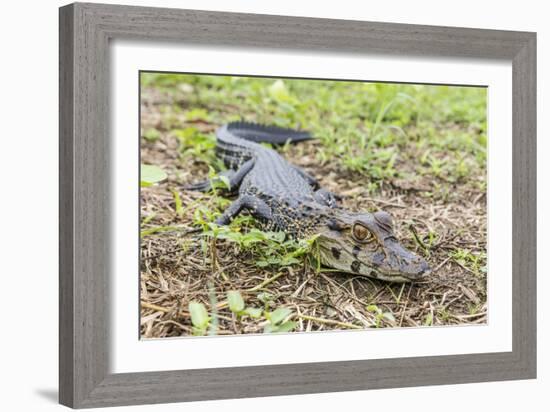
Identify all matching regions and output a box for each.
[140,226,201,237]
[291,274,312,298]
[432,256,452,273]
[297,314,363,330]
[157,319,192,332]
[451,311,487,320]
[141,301,179,314]
[363,197,407,208]
[318,273,369,307]
[246,268,291,292]
[141,247,184,261]
[451,259,478,275]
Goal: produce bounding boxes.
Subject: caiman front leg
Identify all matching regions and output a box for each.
[215,194,272,225]
[184,159,254,193]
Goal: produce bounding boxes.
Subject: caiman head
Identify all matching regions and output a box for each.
[316,210,431,282]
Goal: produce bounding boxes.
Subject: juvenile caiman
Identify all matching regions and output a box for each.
[187,122,431,283]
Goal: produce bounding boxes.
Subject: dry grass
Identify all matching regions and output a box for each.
[139,80,487,338]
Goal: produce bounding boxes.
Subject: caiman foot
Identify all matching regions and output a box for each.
[215,194,272,225]
[314,188,341,208]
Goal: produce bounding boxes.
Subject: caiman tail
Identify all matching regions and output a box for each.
[215,122,312,169]
[223,121,312,144]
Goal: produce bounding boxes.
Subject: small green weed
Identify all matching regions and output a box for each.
[450,248,487,276]
[227,291,262,319]
[188,301,210,336]
[142,127,161,141]
[201,220,318,271]
[263,307,297,333]
[140,164,167,187]
[366,304,396,328]
[173,127,219,165]
[423,311,434,326]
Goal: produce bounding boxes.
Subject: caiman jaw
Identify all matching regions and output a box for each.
[316,210,431,283]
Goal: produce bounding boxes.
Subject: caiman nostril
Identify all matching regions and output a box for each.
[418,261,431,277]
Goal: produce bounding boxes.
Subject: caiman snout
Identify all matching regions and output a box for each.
[382,238,431,281]
[402,256,431,280]
[418,260,432,277]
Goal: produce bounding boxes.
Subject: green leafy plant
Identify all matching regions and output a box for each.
[188,301,210,336]
[200,218,317,271]
[450,248,487,276]
[263,307,297,333]
[366,304,396,328]
[227,290,262,319]
[140,164,167,187]
[142,127,161,141]
[184,108,211,122]
[423,311,434,326]
[171,189,184,216]
[257,292,274,308]
[206,166,232,194]
[268,79,297,105]
[173,127,218,165]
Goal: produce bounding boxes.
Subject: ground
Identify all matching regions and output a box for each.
[139,73,487,338]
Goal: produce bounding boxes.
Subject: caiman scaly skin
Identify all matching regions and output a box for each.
[187,122,431,283]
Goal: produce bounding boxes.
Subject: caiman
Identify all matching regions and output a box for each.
[187,122,431,283]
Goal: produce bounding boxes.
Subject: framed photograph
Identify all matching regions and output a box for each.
[59,2,536,408]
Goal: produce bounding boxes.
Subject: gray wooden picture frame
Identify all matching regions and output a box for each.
[59,2,536,408]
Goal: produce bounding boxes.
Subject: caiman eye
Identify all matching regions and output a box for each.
[352,224,373,242]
